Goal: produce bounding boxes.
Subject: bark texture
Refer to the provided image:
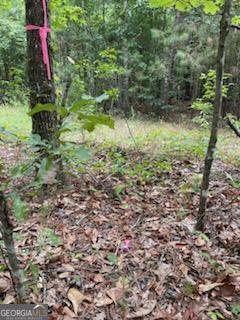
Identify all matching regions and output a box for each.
[0,192,27,303]
[25,0,57,142]
[196,0,232,231]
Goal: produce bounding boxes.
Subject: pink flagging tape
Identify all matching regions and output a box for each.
[26,0,52,80]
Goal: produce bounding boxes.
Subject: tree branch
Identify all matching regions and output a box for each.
[231,24,240,30]
[226,117,240,138]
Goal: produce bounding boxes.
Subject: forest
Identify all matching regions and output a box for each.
[0,0,239,319]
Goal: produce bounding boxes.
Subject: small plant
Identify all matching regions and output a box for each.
[28,94,114,182]
[107,253,118,266]
[113,184,126,201]
[182,282,197,296]
[207,311,224,320]
[191,69,231,128]
[38,228,62,248]
[230,304,240,317]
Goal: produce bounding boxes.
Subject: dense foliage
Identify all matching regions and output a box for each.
[1,0,239,117]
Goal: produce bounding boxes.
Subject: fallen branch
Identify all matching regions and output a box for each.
[0,191,27,303]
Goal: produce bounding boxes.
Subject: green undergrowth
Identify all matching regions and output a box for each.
[0,106,239,166]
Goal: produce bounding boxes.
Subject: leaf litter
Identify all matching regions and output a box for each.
[0,145,239,319]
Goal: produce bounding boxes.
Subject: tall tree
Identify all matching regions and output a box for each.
[196,0,233,230]
[25,0,57,142]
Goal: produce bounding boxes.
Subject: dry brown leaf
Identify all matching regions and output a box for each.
[63,306,77,319]
[2,294,15,304]
[94,292,113,307]
[195,237,206,247]
[59,272,70,279]
[67,288,86,314]
[63,316,76,320]
[62,264,75,272]
[179,264,189,276]
[126,300,157,319]
[0,278,10,292]
[106,288,124,304]
[218,284,236,297]
[198,282,223,294]
[93,274,104,283]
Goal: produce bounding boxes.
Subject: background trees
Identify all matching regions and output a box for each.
[1,0,239,119]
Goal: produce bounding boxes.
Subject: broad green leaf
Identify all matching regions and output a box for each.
[28,103,57,116]
[148,0,222,14]
[70,99,96,113]
[79,114,114,132]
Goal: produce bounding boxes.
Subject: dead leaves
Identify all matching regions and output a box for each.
[198,282,223,294]
[126,300,157,319]
[0,277,10,292]
[67,288,87,314]
[1,147,239,319]
[94,292,112,307]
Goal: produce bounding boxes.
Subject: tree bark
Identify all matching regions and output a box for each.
[0,192,27,303]
[122,0,130,116]
[25,0,57,142]
[196,0,232,231]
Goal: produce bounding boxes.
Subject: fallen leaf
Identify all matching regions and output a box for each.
[67,288,86,314]
[62,264,75,272]
[198,282,223,294]
[106,288,124,304]
[93,274,104,283]
[218,284,236,297]
[63,306,77,319]
[0,278,10,292]
[59,272,70,279]
[179,264,189,276]
[195,237,206,247]
[126,300,157,319]
[2,294,15,304]
[94,293,113,307]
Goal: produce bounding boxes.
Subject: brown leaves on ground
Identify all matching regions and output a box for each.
[0,146,239,319]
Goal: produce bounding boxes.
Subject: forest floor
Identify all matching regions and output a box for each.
[0,107,239,319]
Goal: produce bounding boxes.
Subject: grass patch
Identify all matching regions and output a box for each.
[0,106,239,165]
[0,104,30,138]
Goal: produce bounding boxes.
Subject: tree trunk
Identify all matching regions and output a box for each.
[196,0,232,231]
[0,192,27,303]
[122,0,130,116]
[25,0,57,142]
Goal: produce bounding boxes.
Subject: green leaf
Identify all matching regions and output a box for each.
[203,1,220,14]
[148,0,222,14]
[231,304,240,316]
[79,114,115,132]
[70,98,96,113]
[207,311,224,320]
[149,0,174,8]
[107,253,118,265]
[28,103,57,116]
